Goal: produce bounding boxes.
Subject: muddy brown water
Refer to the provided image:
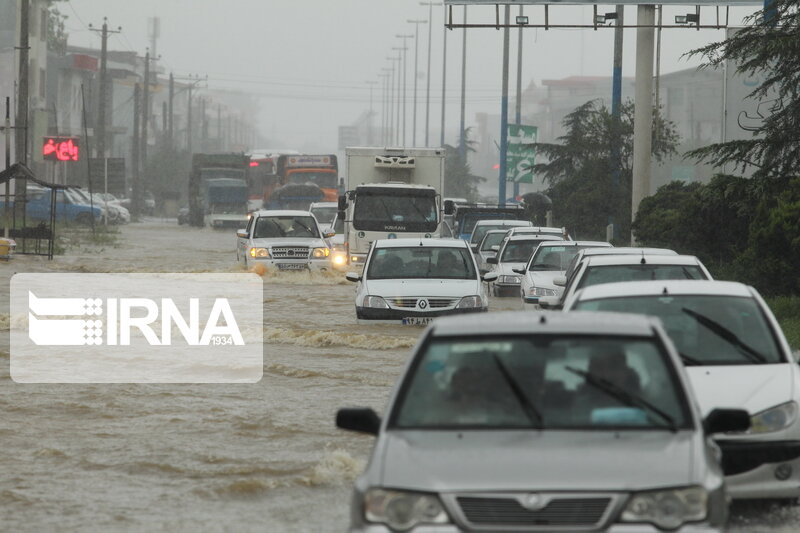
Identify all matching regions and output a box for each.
[0,220,791,531]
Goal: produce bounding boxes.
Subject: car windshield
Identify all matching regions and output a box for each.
[288,171,337,188]
[310,206,337,225]
[500,240,541,263]
[471,223,526,244]
[253,216,319,238]
[578,264,706,289]
[480,232,507,252]
[574,295,784,365]
[531,245,597,272]
[392,335,690,430]
[366,246,476,280]
[353,193,438,232]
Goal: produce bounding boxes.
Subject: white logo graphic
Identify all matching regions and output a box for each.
[11,274,263,384]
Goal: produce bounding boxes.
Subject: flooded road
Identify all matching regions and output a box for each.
[0,220,795,531]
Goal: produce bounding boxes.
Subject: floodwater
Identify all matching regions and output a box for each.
[0,219,794,531]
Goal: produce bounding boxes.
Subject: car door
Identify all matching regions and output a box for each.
[238,216,255,261]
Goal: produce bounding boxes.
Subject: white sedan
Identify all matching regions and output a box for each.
[565,279,800,501]
[236,209,334,271]
[486,234,565,297]
[519,240,611,306]
[346,238,497,325]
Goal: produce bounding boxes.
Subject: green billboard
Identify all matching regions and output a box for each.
[507,124,537,184]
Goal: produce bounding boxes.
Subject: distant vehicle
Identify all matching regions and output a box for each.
[486,234,566,297]
[541,254,713,310]
[566,279,800,500]
[309,201,338,227]
[336,310,748,532]
[346,238,496,324]
[311,202,346,269]
[235,209,334,271]
[267,154,339,210]
[474,229,509,274]
[204,178,249,229]
[562,247,679,287]
[468,219,532,252]
[451,204,528,241]
[1,188,102,225]
[188,153,250,228]
[519,241,612,306]
[339,147,445,267]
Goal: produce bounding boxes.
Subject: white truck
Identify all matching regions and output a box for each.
[338,147,445,267]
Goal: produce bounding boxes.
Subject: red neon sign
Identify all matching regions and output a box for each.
[249,161,259,167]
[42,137,80,162]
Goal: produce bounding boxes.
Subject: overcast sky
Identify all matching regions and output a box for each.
[65,0,760,152]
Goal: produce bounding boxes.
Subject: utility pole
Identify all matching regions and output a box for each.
[514,5,524,199]
[459,6,467,159]
[4,97,10,239]
[420,2,442,147]
[16,0,29,167]
[89,18,121,159]
[388,54,401,145]
[498,6,510,207]
[440,5,448,147]
[187,82,193,154]
[407,19,428,147]
[132,83,141,218]
[395,36,412,146]
[631,5,656,244]
[217,104,222,150]
[200,96,207,152]
[610,5,625,241]
[379,71,390,144]
[141,50,151,167]
[168,72,174,147]
[365,81,377,145]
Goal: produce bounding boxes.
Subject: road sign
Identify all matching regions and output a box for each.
[89,158,126,196]
[42,137,80,162]
[506,124,537,184]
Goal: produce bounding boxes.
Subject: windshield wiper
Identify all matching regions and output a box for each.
[565,366,678,432]
[678,351,703,366]
[492,355,543,429]
[681,307,769,364]
[293,219,316,237]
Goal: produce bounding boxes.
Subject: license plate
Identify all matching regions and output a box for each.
[402,317,433,326]
[278,263,307,271]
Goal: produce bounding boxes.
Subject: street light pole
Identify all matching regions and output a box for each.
[440,5,448,147]
[366,81,377,145]
[395,36,413,146]
[379,71,390,145]
[459,6,467,159]
[387,55,400,145]
[407,19,428,147]
[499,5,511,207]
[514,5,524,199]
[420,2,442,147]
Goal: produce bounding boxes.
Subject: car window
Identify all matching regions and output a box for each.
[310,206,337,225]
[392,335,690,430]
[531,245,597,272]
[480,232,506,252]
[574,295,785,365]
[366,246,476,280]
[253,216,319,239]
[578,265,706,290]
[500,240,540,263]
[471,223,525,244]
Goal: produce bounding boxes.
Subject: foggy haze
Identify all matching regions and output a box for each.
[65,0,760,152]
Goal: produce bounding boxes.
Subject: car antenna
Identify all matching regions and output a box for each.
[539,315,547,324]
[640,252,647,265]
[662,286,669,295]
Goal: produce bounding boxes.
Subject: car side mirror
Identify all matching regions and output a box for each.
[704,408,751,434]
[345,272,361,283]
[336,407,381,435]
[482,272,498,283]
[486,257,497,265]
[236,229,248,238]
[553,275,567,287]
[491,245,500,251]
[324,231,336,238]
[470,244,479,253]
[338,195,348,211]
[443,200,455,215]
[512,267,525,275]
[538,296,562,310]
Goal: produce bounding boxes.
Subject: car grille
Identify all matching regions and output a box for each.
[271,247,309,259]
[389,298,459,309]
[456,496,612,527]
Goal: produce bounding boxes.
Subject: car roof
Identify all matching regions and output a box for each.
[508,226,564,234]
[373,238,469,248]
[538,241,611,248]
[506,234,565,242]
[575,280,753,301]
[580,247,677,257]
[583,254,702,266]
[431,310,660,337]
[473,219,531,227]
[355,183,435,189]
[309,202,337,208]
[253,209,318,217]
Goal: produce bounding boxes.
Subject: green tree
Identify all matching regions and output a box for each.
[46,1,69,55]
[443,127,484,202]
[686,0,800,181]
[533,99,679,241]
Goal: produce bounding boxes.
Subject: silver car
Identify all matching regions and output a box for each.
[337,311,749,532]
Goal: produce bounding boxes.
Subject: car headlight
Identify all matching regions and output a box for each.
[364,489,450,531]
[363,295,389,309]
[530,287,557,297]
[621,486,707,530]
[312,247,330,258]
[249,247,269,258]
[332,253,347,266]
[456,295,482,309]
[745,401,797,434]
[498,275,521,284]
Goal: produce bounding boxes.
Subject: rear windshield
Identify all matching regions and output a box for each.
[578,265,706,289]
[480,232,507,252]
[531,245,602,272]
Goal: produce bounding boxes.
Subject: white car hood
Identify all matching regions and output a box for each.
[250,237,327,248]
[365,279,480,298]
[379,430,696,491]
[687,363,795,416]
[526,270,564,289]
[494,262,526,275]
